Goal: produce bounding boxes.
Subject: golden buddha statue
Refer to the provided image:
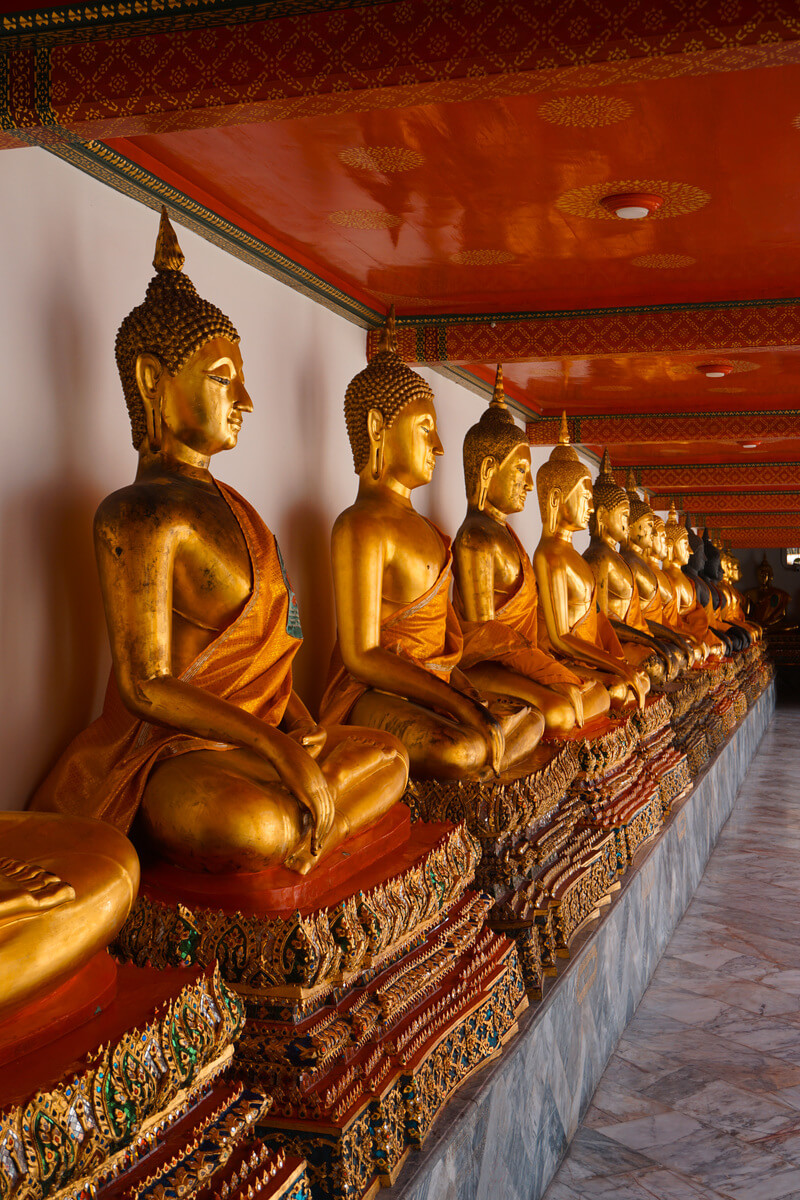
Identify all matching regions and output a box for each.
[744,557,795,631]
[320,319,546,780]
[648,513,702,665]
[0,811,139,1018]
[451,368,610,735]
[582,450,672,686]
[618,470,689,679]
[718,542,762,641]
[532,419,649,710]
[31,209,408,876]
[661,504,724,659]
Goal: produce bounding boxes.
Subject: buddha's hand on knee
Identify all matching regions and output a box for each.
[285,717,327,760]
[456,695,506,777]
[273,741,335,856]
[554,682,584,728]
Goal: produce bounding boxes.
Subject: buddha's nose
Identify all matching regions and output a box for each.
[237,385,254,412]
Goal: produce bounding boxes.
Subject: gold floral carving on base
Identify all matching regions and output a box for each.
[538,94,633,127]
[556,179,711,220]
[0,965,247,1200]
[338,147,424,172]
[114,825,480,1010]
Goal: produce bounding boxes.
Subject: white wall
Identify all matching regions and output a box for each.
[1,147,590,811]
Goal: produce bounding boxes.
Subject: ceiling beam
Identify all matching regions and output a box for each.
[650,491,800,513]
[526,412,800,447]
[2,1,799,147]
[607,462,800,492]
[379,300,800,368]
[718,532,799,549]
[687,512,800,531]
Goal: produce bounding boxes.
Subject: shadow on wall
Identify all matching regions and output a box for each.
[2,222,110,806]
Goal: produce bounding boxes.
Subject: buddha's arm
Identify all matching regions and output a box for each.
[534,544,645,693]
[331,509,504,768]
[94,498,335,849]
[453,529,496,622]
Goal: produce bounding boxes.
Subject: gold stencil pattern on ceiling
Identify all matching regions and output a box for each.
[666,359,760,380]
[451,249,515,265]
[338,146,425,172]
[631,253,697,268]
[711,387,747,393]
[373,290,433,306]
[538,94,633,127]
[556,180,711,220]
[328,209,401,229]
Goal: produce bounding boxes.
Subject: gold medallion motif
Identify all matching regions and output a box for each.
[556,179,711,220]
[328,209,401,229]
[451,248,515,265]
[631,253,696,268]
[538,94,633,127]
[338,146,424,172]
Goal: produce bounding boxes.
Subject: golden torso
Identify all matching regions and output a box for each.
[346,493,447,618]
[538,535,595,629]
[455,512,523,616]
[101,467,253,674]
[622,544,659,605]
[584,538,636,621]
[665,563,696,613]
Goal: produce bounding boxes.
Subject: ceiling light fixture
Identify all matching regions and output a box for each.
[742,442,760,450]
[599,191,663,219]
[697,362,733,378]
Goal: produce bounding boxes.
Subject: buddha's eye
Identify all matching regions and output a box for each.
[207,374,231,387]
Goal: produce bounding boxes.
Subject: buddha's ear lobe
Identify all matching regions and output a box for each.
[135,353,164,452]
[367,407,385,442]
[545,487,561,535]
[477,455,496,511]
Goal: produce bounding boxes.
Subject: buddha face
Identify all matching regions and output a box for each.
[380,395,443,490]
[672,533,690,567]
[629,513,654,552]
[487,445,533,515]
[651,524,668,561]
[560,475,593,532]
[601,499,629,544]
[152,336,253,458]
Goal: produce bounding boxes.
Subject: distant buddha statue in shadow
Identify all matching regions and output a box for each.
[320,317,546,780]
[744,557,794,630]
[451,368,610,735]
[31,210,408,876]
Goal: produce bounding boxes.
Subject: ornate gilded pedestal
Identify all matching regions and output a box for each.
[112,811,526,1200]
[631,694,692,816]
[0,962,309,1200]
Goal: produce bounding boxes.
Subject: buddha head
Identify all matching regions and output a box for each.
[702,528,725,582]
[589,448,629,544]
[625,469,655,552]
[535,413,593,536]
[651,514,668,563]
[462,366,532,515]
[116,209,250,457]
[344,308,440,488]
[664,502,690,567]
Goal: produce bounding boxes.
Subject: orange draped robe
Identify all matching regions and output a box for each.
[455,526,581,689]
[537,573,628,670]
[320,525,463,726]
[31,485,303,833]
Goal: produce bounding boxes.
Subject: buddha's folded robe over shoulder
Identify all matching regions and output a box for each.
[32,486,301,832]
[321,526,463,725]
[455,524,581,690]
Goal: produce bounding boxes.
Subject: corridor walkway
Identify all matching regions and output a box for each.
[544,706,800,1200]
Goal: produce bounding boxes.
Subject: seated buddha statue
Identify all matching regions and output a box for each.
[701,530,749,651]
[744,556,794,630]
[451,368,610,735]
[31,209,408,876]
[647,513,701,665]
[582,450,672,687]
[619,471,690,678]
[0,811,138,1019]
[718,542,761,642]
[319,317,546,780]
[661,506,724,660]
[532,419,649,711]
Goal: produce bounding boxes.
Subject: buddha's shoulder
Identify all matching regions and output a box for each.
[453,513,498,553]
[94,478,185,534]
[332,496,415,541]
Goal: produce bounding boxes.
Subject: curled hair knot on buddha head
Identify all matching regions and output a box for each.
[535,412,591,529]
[589,447,628,536]
[664,499,688,550]
[625,467,653,526]
[116,207,239,449]
[344,306,435,474]
[462,365,528,498]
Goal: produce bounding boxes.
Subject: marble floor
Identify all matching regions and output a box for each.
[544,704,800,1200]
